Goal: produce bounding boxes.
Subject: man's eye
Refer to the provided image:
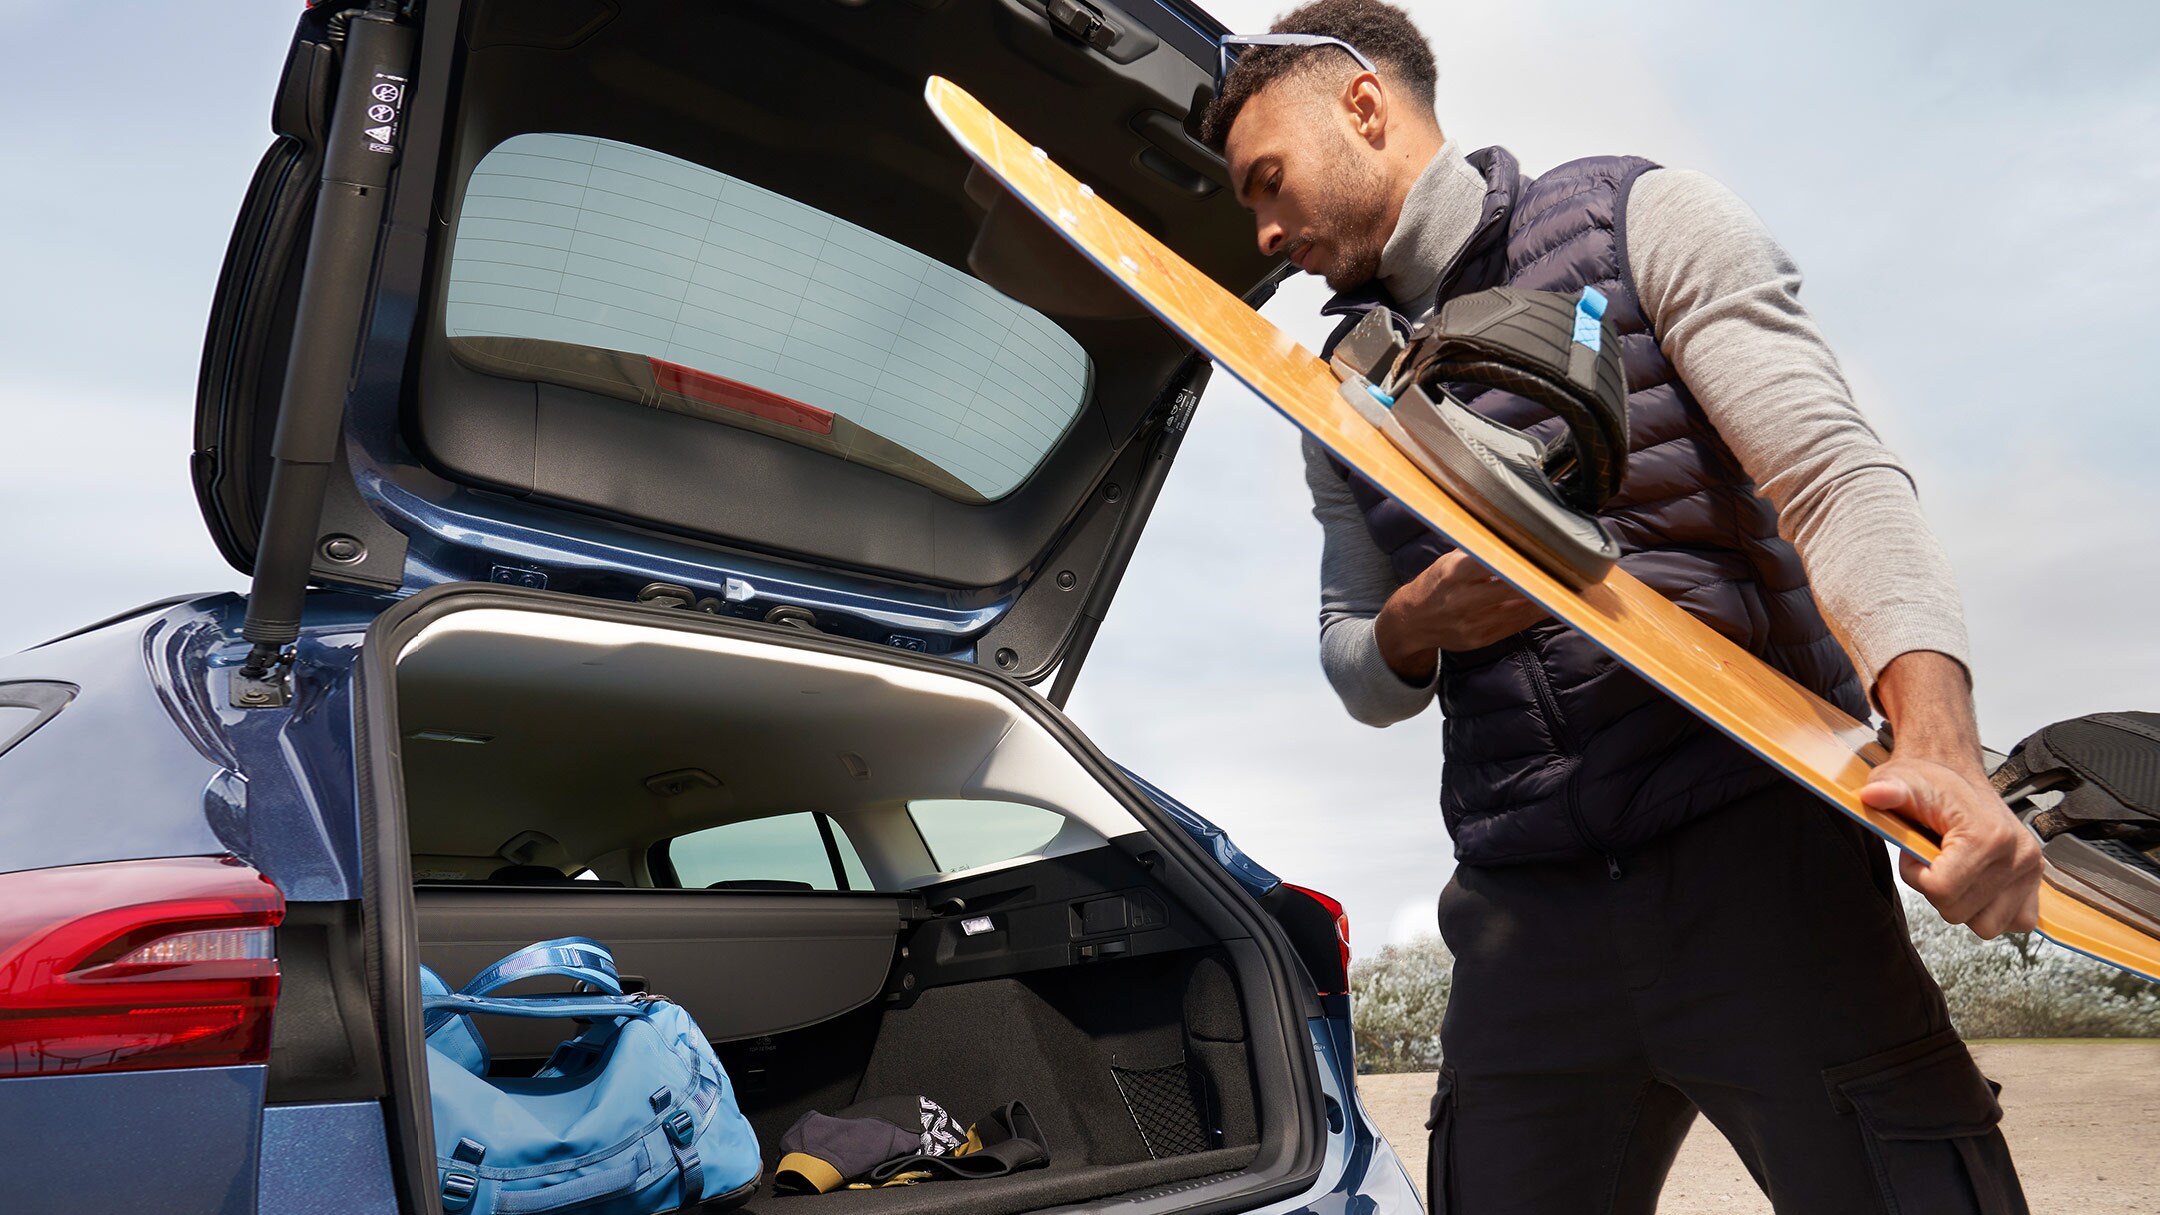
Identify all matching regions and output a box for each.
[1265,174,1281,197]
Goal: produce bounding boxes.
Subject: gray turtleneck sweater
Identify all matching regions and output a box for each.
[1307,143,1971,726]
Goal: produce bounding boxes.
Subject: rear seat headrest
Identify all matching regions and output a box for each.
[490,863,578,885]
[706,879,817,892]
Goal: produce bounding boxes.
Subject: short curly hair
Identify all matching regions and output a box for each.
[1198,0,1438,152]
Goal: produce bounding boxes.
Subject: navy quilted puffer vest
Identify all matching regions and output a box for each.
[1326,148,1868,866]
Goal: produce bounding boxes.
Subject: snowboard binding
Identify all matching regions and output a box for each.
[1993,712,2160,940]
[1328,286,1630,588]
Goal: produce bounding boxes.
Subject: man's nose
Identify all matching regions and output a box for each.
[1255,214,1286,257]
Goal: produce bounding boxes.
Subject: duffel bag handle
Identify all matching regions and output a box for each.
[422,991,662,1022]
[461,936,623,999]
[423,938,623,1038]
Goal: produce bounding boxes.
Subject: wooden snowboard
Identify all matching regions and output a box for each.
[924,75,2160,982]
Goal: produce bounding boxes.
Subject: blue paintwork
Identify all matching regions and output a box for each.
[258,1102,402,1214]
[1122,766,1284,898]
[0,602,236,875]
[0,1065,266,1214]
[0,592,376,900]
[350,456,1014,652]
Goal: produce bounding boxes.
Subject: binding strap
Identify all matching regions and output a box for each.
[864,1101,1051,1184]
[1387,285,1630,511]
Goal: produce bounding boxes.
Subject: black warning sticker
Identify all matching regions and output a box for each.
[363,73,406,156]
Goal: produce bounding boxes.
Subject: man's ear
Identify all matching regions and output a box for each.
[1342,72,1388,146]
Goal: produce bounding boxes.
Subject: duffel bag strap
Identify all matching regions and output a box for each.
[491,1158,642,1214]
[420,964,491,1074]
[651,1087,705,1201]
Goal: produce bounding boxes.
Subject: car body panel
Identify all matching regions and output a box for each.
[258,1101,403,1214]
[0,610,236,875]
[1,1065,267,1214]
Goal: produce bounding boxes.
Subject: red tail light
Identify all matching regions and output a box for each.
[0,856,284,1076]
[1283,883,1351,992]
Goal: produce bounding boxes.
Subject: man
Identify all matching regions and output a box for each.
[1200,3,2042,1212]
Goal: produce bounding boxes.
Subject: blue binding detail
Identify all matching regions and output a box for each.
[1571,286,1608,351]
[1365,384,1395,408]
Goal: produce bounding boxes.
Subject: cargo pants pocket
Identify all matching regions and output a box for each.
[1424,1068,1456,1214]
[1823,1028,2029,1215]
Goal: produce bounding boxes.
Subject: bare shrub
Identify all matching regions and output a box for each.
[1899,891,2160,1039]
[1348,935,1451,1073]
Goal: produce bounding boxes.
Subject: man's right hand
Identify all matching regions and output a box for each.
[1374,551,1551,682]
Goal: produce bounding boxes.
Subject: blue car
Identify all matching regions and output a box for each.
[0,2,1421,1214]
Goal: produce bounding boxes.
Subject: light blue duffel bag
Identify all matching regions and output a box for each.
[420,937,762,1214]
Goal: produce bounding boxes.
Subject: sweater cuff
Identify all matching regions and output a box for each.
[1322,616,1440,726]
[1848,614,1974,712]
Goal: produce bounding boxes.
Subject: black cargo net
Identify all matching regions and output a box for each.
[1110,1059,1211,1158]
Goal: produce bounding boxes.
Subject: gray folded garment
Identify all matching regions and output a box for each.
[773,1096,1049,1194]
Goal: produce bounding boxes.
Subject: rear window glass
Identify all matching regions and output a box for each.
[908,799,1066,874]
[668,811,861,891]
[444,132,1092,501]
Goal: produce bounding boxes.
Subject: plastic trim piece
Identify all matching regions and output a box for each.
[0,681,78,761]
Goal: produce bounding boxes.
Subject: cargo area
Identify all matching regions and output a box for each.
[384,602,1295,1215]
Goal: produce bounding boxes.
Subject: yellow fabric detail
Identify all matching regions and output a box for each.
[880,1171,935,1187]
[954,1126,986,1158]
[775,1153,846,1194]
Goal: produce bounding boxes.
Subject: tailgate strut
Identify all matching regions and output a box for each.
[232,0,415,708]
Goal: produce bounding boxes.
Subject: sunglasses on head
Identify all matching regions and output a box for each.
[1214,33,1377,94]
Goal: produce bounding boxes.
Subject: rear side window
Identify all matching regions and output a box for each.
[908,800,1066,874]
[444,132,1092,501]
[666,811,867,891]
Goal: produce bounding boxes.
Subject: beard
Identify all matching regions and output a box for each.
[1304,131,1391,291]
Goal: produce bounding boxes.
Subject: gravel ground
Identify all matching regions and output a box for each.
[1355,1041,2160,1213]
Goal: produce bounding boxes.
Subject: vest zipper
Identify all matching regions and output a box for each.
[1516,640,1623,879]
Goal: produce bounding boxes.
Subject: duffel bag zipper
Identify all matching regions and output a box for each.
[1516,640,1622,879]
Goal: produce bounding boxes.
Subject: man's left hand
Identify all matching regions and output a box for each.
[1861,756,2043,939]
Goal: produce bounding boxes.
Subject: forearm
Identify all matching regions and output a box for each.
[1304,435,1439,725]
[1373,593,1439,684]
[1874,650,1984,772]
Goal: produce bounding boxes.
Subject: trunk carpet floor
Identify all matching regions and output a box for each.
[727,1145,1262,1215]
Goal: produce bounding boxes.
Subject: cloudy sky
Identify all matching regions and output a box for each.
[3,1,2156,954]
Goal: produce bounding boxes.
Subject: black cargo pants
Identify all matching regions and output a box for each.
[1424,782,2029,1213]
